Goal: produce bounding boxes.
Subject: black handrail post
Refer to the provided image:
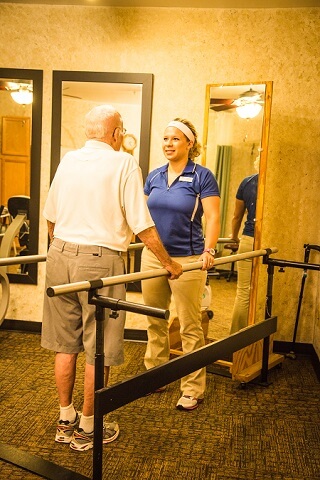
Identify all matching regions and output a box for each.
[291,244,311,346]
[264,258,274,320]
[260,335,270,385]
[90,292,105,480]
[261,256,275,385]
[88,292,169,480]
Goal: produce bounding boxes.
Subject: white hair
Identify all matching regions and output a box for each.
[85,104,118,139]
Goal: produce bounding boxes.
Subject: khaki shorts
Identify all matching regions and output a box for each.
[41,238,126,366]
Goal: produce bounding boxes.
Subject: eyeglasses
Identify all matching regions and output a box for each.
[113,126,127,135]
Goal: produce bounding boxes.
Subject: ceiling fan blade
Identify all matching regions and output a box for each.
[210,98,234,105]
[63,93,82,99]
[210,104,237,112]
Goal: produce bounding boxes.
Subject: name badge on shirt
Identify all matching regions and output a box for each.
[179,176,193,183]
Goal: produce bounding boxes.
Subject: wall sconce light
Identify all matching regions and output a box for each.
[236,103,262,119]
[10,86,33,105]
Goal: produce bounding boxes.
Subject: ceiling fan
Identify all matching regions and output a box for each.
[210,88,264,113]
[62,86,82,100]
[0,79,32,92]
[0,79,33,104]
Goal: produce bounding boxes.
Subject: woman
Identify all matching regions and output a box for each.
[229,172,258,334]
[141,118,220,411]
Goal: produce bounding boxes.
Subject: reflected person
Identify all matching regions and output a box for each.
[141,118,220,411]
[229,171,258,334]
[41,105,182,452]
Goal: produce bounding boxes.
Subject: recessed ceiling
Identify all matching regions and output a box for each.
[0,0,318,7]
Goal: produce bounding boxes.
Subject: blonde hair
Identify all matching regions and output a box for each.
[173,117,201,160]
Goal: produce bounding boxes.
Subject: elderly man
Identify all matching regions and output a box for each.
[41,105,182,452]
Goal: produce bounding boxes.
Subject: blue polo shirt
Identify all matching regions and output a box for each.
[236,174,258,237]
[144,159,220,256]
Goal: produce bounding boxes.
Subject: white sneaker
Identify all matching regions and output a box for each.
[70,421,120,452]
[176,395,203,411]
[55,412,80,443]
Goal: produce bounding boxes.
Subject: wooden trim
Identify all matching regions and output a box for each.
[249,80,273,325]
[201,83,211,166]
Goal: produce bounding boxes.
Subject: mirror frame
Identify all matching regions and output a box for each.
[249,81,273,322]
[50,70,154,182]
[202,81,273,324]
[0,68,43,285]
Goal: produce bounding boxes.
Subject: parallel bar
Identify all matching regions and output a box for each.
[89,294,169,319]
[216,237,238,244]
[0,237,237,266]
[95,316,278,415]
[264,257,320,271]
[92,315,277,480]
[0,254,47,266]
[48,247,278,297]
[129,238,237,250]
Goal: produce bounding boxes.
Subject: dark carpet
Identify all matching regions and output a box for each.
[0,330,319,480]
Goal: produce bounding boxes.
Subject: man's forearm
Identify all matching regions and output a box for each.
[138,226,173,268]
[47,220,55,243]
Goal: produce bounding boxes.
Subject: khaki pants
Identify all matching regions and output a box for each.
[141,247,207,399]
[230,235,254,334]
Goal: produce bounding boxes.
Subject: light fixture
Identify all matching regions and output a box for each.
[234,88,263,119]
[236,103,262,119]
[10,86,33,105]
[237,88,261,103]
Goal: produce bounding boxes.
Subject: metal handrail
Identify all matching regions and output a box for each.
[47,247,278,297]
[0,238,256,325]
[0,237,238,266]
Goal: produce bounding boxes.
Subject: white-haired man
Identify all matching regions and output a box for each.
[41,105,182,451]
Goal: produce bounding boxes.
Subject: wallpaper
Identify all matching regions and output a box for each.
[0,4,319,355]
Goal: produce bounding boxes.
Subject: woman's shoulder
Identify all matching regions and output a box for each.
[192,163,220,196]
[239,173,258,187]
[194,163,218,184]
[146,163,168,180]
[193,162,214,176]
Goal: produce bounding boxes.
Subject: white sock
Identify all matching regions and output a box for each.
[79,414,94,434]
[59,403,76,423]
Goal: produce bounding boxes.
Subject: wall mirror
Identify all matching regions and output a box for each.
[202,81,273,338]
[0,68,43,284]
[50,71,153,182]
[50,70,154,300]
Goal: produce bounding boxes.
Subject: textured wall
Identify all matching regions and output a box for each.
[0,4,319,355]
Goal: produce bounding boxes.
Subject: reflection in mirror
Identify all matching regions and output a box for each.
[202,82,272,339]
[61,81,142,161]
[51,71,153,182]
[0,68,43,284]
[50,71,154,299]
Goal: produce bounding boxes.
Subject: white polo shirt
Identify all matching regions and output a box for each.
[43,140,154,251]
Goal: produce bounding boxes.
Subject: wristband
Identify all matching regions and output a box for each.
[203,248,216,256]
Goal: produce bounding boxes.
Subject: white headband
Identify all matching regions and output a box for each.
[167,121,195,143]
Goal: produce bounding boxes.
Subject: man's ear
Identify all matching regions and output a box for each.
[112,128,119,142]
[109,128,117,147]
[110,127,122,151]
